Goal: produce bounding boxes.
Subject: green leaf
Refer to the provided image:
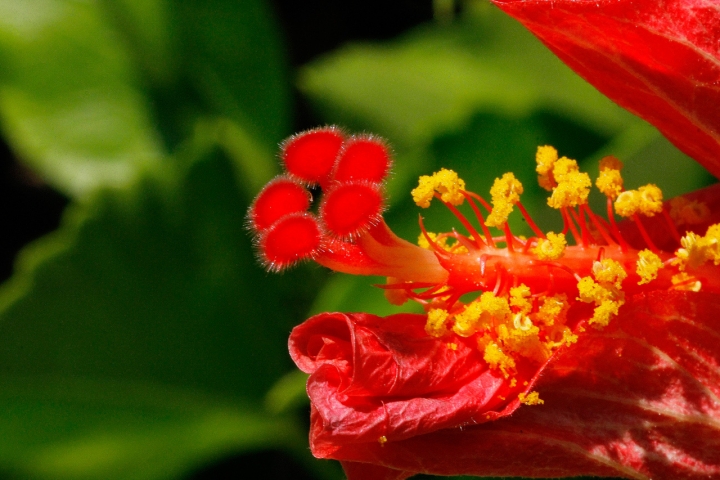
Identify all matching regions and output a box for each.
[298,5,635,151]
[0,378,302,480]
[0,0,165,197]
[171,0,291,145]
[0,146,316,402]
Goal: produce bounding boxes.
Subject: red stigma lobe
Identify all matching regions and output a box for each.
[320,183,384,238]
[281,126,345,186]
[249,177,311,232]
[333,136,392,183]
[259,213,322,271]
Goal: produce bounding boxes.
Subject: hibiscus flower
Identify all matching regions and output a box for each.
[248,1,720,478]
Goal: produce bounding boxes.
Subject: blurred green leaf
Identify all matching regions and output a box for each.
[0,144,315,400]
[170,0,291,145]
[0,0,165,197]
[0,378,302,480]
[299,5,636,152]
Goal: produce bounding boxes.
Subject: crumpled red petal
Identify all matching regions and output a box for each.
[312,291,720,480]
[491,0,720,179]
[289,312,552,458]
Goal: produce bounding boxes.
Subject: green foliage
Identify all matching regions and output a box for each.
[0,1,712,479]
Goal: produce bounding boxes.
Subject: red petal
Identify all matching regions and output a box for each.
[323,291,720,479]
[289,312,555,459]
[491,0,720,178]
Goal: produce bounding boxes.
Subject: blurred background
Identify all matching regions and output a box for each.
[0,1,714,479]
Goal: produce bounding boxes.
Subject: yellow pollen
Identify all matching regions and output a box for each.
[480,337,516,378]
[532,231,567,261]
[518,391,544,405]
[590,299,622,327]
[705,224,720,265]
[453,292,511,337]
[614,184,664,218]
[578,259,627,328]
[636,249,664,285]
[552,157,579,181]
[510,378,517,388]
[418,232,448,251]
[534,294,569,327]
[378,436,388,446]
[547,158,591,209]
[447,342,458,350]
[486,173,524,227]
[536,146,558,175]
[510,284,532,315]
[596,156,624,200]
[412,168,466,208]
[592,258,627,290]
[426,308,450,337]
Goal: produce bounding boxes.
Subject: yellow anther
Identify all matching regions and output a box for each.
[378,436,388,446]
[534,294,569,327]
[510,378,517,388]
[614,190,641,217]
[453,292,511,337]
[592,258,627,290]
[536,146,558,177]
[411,168,466,208]
[425,308,450,337]
[577,276,605,303]
[614,184,664,217]
[532,231,567,261]
[447,342,458,350]
[547,167,591,209]
[637,184,663,216]
[518,391,544,405]
[669,196,710,226]
[510,284,532,315]
[552,157,579,182]
[636,249,663,285]
[676,231,708,271]
[596,163,624,200]
[578,259,626,328]
[704,224,720,265]
[486,173,524,227]
[589,299,623,327]
[544,327,578,349]
[480,337,516,378]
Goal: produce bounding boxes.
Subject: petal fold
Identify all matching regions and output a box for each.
[299,292,720,480]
